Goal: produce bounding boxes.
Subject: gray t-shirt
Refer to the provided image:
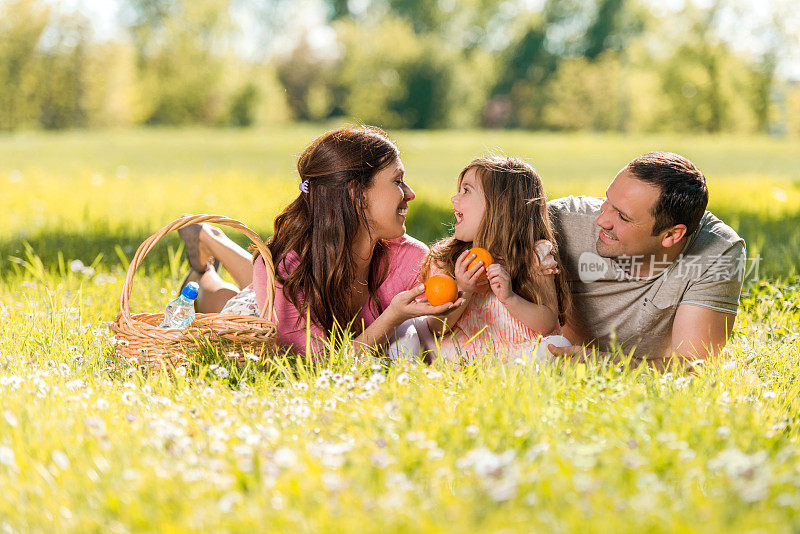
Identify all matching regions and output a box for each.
[548,195,746,360]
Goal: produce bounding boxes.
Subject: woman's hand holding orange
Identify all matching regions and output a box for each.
[486,263,515,304]
[455,249,489,297]
[387,283,465,324]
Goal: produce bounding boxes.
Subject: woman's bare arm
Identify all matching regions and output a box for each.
[353,284,465,354]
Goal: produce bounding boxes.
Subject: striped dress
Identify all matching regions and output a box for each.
[435,240,559,364]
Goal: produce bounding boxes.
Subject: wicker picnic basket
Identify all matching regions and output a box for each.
[109,214,278,369]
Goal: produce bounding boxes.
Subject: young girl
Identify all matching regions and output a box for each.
[421,155,572,364]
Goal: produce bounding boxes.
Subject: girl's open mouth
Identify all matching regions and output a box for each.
[454,210,463,226]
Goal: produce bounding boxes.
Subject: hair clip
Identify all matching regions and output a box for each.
[299,180,309,193]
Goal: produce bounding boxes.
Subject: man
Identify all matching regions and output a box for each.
[547,152,746,370]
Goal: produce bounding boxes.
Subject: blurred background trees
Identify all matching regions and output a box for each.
[0,0,797,134]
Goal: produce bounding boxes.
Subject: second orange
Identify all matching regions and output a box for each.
[467,247,494,272]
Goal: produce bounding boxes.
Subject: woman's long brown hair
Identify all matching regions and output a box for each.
[421,155,571,326]
[264,126,399,333]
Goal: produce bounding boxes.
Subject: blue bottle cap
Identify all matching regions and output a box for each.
[181,281,199,301]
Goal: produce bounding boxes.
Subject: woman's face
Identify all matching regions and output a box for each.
[451,167,486,242]
[363,157,415,240]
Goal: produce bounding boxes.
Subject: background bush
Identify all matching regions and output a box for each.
[1,0,797,134]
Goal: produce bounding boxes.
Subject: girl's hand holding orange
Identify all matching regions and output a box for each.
[454,249,490,297]
[467,247,493,272]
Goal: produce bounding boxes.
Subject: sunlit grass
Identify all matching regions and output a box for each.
[1,127,799,531]
[1,271,799,531]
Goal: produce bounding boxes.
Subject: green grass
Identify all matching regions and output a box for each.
[1,126,799,532]
[2,124,799,276]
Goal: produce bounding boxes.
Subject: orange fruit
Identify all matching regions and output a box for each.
[467,247,493,272]
[425,274,458,306]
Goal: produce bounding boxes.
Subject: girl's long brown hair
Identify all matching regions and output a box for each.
[421,155,571,325]
[264,126,399,333]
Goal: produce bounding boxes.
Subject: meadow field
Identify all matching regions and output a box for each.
[1,125,799,532]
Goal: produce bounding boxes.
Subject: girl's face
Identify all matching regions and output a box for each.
[451,167,486,242]
[363,157,415,240]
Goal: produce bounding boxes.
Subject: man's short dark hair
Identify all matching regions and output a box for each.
[626,152,708,236]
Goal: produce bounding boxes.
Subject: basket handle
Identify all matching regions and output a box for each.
[119,214,276,323]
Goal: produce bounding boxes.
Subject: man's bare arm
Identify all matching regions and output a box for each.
[668,304,737,365]
[550,304,737,371]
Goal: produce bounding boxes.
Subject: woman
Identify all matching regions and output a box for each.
[180,126,462,356]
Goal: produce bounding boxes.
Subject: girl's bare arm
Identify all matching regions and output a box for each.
[487,265,559,335]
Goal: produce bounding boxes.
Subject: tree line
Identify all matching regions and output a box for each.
[1,0,798,134]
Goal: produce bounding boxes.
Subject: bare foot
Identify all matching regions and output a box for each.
[197,225,221,270]
[179,222,216,271]
[196,224,216,264]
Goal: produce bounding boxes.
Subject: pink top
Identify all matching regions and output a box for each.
[252,235,428,353]
[435,240,560,363]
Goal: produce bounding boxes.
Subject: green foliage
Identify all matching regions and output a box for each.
[227,83,259,127]
[660,41,748,133]
[82,42,141,127]
[132,9,227,125]
[336,18,458,129]
[543,52,624,131]
[490,22,555,128]
[1,0,797,134]
[584,0,628,59]
[0,0,51,130]
[35,14,91,130]
[273,34,338,122]
[786,84,800,137]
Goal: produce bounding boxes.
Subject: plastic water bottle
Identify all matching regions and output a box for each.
[159,282,199,329]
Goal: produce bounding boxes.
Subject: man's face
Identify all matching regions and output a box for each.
[595,169,663,259]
